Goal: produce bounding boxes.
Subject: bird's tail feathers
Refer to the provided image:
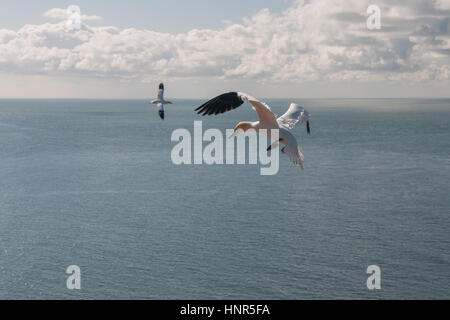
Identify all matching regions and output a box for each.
[281,144,304,170]
[298,146,305,169]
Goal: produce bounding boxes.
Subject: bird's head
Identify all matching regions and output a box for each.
[228,121,253,138]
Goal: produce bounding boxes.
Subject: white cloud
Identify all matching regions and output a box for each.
[435,0,450,11]
[43,8,102,21]
[1,0,449,83]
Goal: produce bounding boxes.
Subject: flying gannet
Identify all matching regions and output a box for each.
[195,92,310,169]
[149,83,172,120]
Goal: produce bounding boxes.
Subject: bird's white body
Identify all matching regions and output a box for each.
[196,91,310,169]
[150,85,171,105]
[236,92,309,169]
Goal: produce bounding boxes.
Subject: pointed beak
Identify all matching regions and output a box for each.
[158,110,164,120]
[267,139,281,151]
[228,130,237,139]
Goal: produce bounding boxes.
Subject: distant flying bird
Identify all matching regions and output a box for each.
[149,83,172,120]
[196,92,310,169]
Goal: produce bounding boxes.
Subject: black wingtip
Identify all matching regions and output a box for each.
[159,83,164,90]
[306,120,311,134]
[195,92,244,116]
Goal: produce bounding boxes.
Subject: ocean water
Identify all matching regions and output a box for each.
[0,98,449,299]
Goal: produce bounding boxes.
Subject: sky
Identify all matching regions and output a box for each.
[0,0,450,98]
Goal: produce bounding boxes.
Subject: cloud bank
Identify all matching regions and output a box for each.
[1,0,449,83]
[43,8,102,21]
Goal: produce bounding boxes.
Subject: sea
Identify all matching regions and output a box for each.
[0,98,449,299]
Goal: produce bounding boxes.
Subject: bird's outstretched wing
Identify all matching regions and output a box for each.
[157,83,164,101]
[157,103,164,120]
[277,103,310,133]
[195,92,244,115]
[195,92,278,126]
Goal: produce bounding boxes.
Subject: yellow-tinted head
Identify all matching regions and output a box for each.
[235,121,253,132]
[228,122,253,138]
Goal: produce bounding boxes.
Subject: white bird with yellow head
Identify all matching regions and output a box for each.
[195,92,310,169]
